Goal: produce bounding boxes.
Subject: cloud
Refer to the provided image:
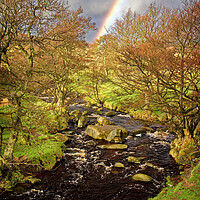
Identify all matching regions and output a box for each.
[66,0,183,43]
[68,0,115,16]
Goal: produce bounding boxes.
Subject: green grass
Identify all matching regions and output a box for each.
[0,97,68,170]
[0,97,69,190]
[149,161,200,200]
[13,136,66,170]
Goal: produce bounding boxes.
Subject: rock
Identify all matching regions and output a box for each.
[55,133,69,143]
[86,140,96,146]
[70,110,82,121]
[97,116,113,126]
[105,111,115,117]
[142,162,164,171]
[62,131,74,137]
[114,162,125,168]
[97,144,128,150]
[24,176,41,184]
[78,116,89,128]
[86,125,128,142]
[129,129,146,136]
[132,174,152,182]
[127,156,141,164]
[98,108,103,111]
[143,127,154,133]
[106,129,127,143]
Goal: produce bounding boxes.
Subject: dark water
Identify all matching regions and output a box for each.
[0,104,179,200]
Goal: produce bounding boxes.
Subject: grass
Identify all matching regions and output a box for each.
[0,97,68,171]
[0,97,68,190]
[13,135,66,170]
[149,161,200,200]
[1,122,66,172]
[78,79,163,122]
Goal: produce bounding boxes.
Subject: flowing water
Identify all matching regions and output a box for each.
[0,103,179,200]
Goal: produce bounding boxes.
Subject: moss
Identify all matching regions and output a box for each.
[0,170,24,190]
[0,96,68,192]
[13,137,66,170]
[170,136,200,165]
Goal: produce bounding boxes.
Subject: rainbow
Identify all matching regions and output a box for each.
[95,0,125,40]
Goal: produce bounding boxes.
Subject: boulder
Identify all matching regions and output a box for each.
[86,125,127,143]
[97,144,128,150]
[132,173,152,182]
[97,116,113,126]
[78,116,89,128]
[105,111,115,117]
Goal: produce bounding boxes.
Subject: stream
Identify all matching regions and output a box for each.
[0,102,179,200]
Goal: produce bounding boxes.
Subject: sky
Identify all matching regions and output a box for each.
[68,0,183,43]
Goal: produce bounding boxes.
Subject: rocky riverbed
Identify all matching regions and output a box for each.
[0,103,179,200]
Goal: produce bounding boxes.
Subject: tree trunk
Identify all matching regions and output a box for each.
[3,129,18,161]
[3,94,22,161]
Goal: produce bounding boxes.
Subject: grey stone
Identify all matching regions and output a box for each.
[86,125,127,143]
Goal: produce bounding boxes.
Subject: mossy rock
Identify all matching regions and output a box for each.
[97,116,113,126]
[114,162,125,168]
[132,174,152,182]
[55,133,69,143]
[92,106,99,109]
[23,176,41,184]
[170,136,200,165]
[97,144,128,150]
[105,111,115,117]
[78,116,89,128]
[127,156,141,164]
[86,125,127,142]
[70,110,82,121]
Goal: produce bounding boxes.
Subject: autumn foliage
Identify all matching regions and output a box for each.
[0,0,95,165]
[0,0,199,173]
[98,1,200,138]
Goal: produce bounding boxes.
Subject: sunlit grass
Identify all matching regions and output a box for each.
[149,161,200,200]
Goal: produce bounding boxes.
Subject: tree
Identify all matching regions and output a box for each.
[150,0,200,137]
[36,7,96,110]
[102,1,200,137]
[104,5,171,106]
[0,0,96,165]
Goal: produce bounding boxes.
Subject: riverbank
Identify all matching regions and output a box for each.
[0,98,199,199]
[0,98,69,191]
[149,161,200,200]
